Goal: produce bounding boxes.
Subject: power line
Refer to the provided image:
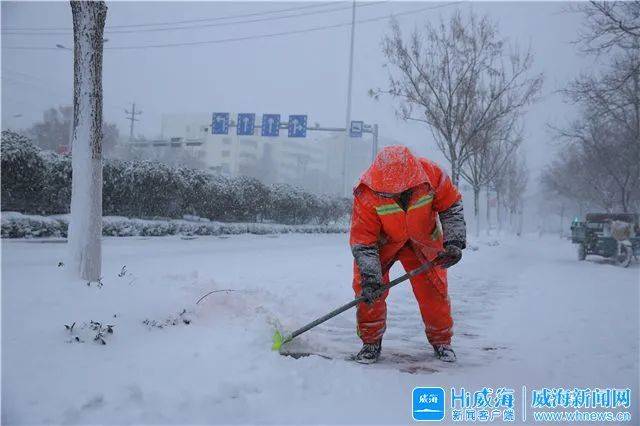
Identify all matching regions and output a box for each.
[1,73,126,112]
[1,93,44,111]
[1,2,338,32]
[3,2,387,36]
[1,69,176,118]
[106,2,460,50]
[1,68,51,83]
[2,74,72,99]
[4,2,462,52]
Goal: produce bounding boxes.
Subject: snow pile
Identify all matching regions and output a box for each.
[1,212,348,238]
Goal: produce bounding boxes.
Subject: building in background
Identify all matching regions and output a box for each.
[128,113,378,196]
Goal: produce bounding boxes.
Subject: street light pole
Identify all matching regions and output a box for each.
[341,0,356,197]
[371,123,378,163]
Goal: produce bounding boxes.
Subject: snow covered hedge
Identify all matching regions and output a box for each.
[1,212,348,238]
[1,131,352,225]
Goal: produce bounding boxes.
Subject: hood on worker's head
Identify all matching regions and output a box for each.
[358,145,429,195]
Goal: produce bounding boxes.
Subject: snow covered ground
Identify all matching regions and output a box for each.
[2,233,638,424]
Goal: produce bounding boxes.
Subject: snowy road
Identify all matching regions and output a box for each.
[2,233,638,424]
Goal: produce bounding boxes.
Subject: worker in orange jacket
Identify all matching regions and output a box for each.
[350,145,466,363]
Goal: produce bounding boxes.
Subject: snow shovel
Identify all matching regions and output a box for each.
[272,259,434,351]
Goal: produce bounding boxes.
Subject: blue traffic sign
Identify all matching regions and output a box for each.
[288,115,307,138]
[212,113,229,135]
[350,120,363,138]
[261,114,281,137]
[237,113,255,136]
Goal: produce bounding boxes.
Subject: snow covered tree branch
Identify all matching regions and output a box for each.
[373,10,542,186]
[574,1,640,54]
[544,46,640,213]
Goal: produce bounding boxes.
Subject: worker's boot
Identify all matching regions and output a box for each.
[354,339,382,364]
[433,344,456,362]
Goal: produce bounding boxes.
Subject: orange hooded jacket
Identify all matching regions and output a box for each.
[350,145,461,264]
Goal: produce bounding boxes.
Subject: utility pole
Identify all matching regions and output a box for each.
[341,0,356,197]
[124,102,142,141]
[371,123,379,163]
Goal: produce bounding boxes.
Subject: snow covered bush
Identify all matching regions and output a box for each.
[317,196,353,225]
[102,159,189,219]
[1,131,352,225]
[1,131,53,214]
[1,212,348,238]
[40,150,73,214]
[0,212,67,238]
[221,175,271,222]
[268,183,316,225]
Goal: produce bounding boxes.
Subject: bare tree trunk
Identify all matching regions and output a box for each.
[450,153,460,187]
[485,186,491,235]
[496,188,502,232]
[509,209,514,233]
[473,185,481,237]
[517,206,524,236]
[67,1,107,281]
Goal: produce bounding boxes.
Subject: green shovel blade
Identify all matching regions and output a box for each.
[271,329,289,351]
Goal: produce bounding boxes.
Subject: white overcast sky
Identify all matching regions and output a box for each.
[1,1,598,182]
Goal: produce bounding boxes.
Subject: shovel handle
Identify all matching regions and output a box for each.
[283,260,433,344]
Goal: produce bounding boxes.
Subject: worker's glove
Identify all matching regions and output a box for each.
[434,242,463,269]
[360,281,383,305]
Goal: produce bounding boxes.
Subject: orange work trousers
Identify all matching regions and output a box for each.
[352,244,453,346]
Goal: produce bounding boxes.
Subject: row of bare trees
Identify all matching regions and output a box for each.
[542,2,640,215]
[373,10,542,235]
